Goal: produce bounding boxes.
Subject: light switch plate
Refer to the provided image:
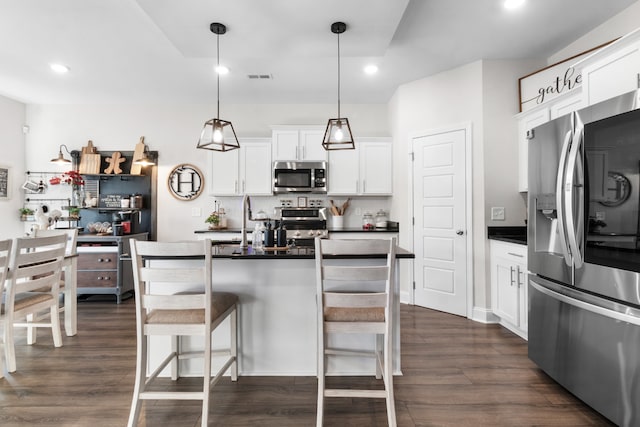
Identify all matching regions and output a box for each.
[491,207,505,221]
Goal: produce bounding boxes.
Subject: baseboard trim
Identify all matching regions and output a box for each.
[472,307,500,324]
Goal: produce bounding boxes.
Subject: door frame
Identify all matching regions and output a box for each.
[408,122,474,317]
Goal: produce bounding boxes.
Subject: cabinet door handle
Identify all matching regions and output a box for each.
[242,180,246,193]
[517,266,525,287]
[510,266,515,286]
[302,145,306,159]
[363,180,366,193]
[234,180,238,194]
[507,252,524,258]
[296,146,299,160]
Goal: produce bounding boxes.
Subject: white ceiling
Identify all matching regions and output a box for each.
[0,0,635,105]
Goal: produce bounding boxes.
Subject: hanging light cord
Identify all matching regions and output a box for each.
[216,31,220,120]
[337,30,341,119]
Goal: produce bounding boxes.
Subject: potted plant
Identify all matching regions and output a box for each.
[205,211,220,230]
[68,207,80,219]
[19,207,34,221]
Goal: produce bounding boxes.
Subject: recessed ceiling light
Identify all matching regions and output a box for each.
[215,65,229,75]
[50,63,70,74]
[364,64,378,75]
[504,0,525,10]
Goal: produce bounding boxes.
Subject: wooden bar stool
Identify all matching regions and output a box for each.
[314,237,397,426]
[127,239,239,427]
[4,235,67,373]
[0,238,12,379]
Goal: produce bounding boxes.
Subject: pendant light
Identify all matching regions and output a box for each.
[197,22,240,152]
[322,22,355,151]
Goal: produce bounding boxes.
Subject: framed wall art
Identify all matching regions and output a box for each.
[518,40,616,113]
[0,165,10,200]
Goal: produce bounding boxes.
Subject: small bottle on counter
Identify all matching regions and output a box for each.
[252,223,264,250]
[218,208,227,229]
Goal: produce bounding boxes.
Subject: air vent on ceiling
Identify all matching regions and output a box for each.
[247,74,272,80]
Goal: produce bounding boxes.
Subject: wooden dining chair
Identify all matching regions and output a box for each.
[128,239,239,427]
[3,234,67,373]
[314,237,397,427]
[29,228,78,341]
[0,238,13,379]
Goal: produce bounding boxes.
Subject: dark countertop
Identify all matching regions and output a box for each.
[487,226,527,245]
[77,232,149,243]
[328,227,399,233]
[149,243,414,260]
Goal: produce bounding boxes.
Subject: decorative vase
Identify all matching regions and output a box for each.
[72,186,85,207]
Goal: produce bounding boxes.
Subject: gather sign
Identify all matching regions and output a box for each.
[518,40,615,113]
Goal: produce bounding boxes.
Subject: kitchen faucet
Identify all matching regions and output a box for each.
[240,194,253,248]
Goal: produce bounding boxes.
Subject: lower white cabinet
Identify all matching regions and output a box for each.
[490,240,528,339]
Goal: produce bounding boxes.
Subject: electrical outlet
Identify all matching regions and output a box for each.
[355,207,362,216]
[491,207,505,221]
[596,211,605,221]
[191,207,201,217]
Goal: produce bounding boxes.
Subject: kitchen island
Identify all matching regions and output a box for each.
[147,242,413,377]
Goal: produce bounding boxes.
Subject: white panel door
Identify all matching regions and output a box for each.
[413,129,467,316]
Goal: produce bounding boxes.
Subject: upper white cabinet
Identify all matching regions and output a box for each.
[209,139,272,196]
[490,240,528,339]
[581,42,640,106]
[272,126,327,162]
[517,107,550,192]
[328,139,392,196]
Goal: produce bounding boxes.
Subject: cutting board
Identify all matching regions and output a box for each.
[129,136,146,175]
[78,140,101,174]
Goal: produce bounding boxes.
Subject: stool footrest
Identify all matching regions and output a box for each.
[325,389,387,398]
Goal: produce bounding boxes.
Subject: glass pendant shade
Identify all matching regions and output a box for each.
[197,118,240,152]
[323,21,354,151]
[196,22,240,152]
[322,118,354,150]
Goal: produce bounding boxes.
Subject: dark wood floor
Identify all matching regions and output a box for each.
[0,298,614,426]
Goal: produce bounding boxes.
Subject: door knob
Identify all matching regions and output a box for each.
[456,230,464,235]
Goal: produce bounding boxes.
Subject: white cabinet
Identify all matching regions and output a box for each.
[582,41,640,106]
[517,108,550,192]
[209,139,272,196]
[490,240,528,339]
[272,126,327,161]
[328,140,392,196]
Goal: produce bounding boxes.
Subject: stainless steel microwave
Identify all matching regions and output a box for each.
[273,161,327,194]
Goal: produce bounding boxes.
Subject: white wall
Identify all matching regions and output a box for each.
[389,59,544,314]
[24,103,389,241]
[549,1,640,64]
[389,60,486,309]
[0,95,26,239]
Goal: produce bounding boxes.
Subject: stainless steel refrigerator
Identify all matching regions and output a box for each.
[528,89,640,427]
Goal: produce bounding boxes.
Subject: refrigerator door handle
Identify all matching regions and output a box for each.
[565,121,584,268]
[555,129,573,266]
[530,280,640,327]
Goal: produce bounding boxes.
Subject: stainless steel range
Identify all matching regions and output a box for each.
[274,207,328,246]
